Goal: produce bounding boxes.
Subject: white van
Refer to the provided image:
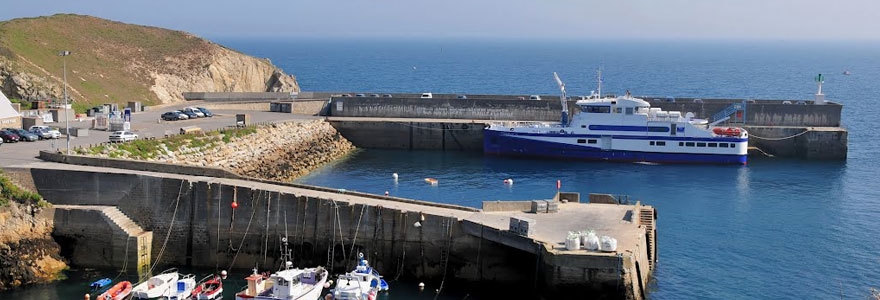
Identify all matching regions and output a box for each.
[421,93,433,99]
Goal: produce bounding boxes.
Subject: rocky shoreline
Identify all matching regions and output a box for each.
[78,120,356,182]
[0,184,67,290]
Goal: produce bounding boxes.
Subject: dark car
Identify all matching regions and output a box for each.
[161,111,182,121]
[0,130,20,143]
[181,110,199,119]
[4,128,37,142]
[197,107,214,117]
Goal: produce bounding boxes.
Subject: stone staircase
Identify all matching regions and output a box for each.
[52,205,152,276]
[639,207,657,270]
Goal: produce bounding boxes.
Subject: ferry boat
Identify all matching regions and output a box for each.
[328,253,389,300]
[483,72,748,165]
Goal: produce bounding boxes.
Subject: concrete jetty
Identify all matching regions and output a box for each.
[13,160,656,299]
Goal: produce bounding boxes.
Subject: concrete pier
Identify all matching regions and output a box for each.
[16,161,656,299]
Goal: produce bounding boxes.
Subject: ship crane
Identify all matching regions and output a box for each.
[553,72,569,125]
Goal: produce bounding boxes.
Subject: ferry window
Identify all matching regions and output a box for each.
[730,143,736,148]
[581,125,586,128]
[648,126,669,132]
[582,106,611,113]
[697,142,706,147]
[625,107,634,115]
[588,139,597,144]
[686,142,695,147]
[719,143,729,148]
[679,142,684,146]
[650,141,655,146]
[615,107,623,114]
[708,143,717,147]
[656,141,666,146]
[577,139,586,144]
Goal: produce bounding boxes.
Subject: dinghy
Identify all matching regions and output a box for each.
[90,278,112,291]
[96,281,132,300]
[192,274,223,299]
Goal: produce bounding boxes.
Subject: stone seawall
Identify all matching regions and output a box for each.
[0,202,66,290]
[72,120,355,181]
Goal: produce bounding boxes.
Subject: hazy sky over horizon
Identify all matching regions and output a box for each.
[2,0,878,41]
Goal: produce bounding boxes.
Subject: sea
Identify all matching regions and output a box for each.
[4,39,879,299]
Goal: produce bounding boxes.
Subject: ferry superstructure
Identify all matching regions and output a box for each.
[483,73,748,164]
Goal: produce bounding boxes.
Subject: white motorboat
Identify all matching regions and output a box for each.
[168,274,197,300]
[236,237,329,300]
[131,268,180,299]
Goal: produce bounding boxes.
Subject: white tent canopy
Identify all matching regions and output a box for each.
[0,90,22,119]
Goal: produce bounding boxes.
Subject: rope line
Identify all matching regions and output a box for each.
[748,128,812,141]
[346,205,367,270]
[227,189,262,271]
[147,181,186,276]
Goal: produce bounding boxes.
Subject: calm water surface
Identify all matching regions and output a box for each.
[5,39,878,299]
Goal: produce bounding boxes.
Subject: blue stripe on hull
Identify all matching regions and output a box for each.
[483,130,747,165]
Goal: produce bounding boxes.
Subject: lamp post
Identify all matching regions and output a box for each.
[59,50,71,154]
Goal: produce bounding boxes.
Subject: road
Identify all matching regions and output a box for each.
[0,101,319,167]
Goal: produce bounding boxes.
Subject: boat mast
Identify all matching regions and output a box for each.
[596,69,603,99]
[553,72,569,125]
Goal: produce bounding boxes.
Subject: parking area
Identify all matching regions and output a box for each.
[0,101,320,166]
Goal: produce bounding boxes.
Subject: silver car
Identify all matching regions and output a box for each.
[109,131,138,143]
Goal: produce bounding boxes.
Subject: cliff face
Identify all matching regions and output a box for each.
[0,174,67,290]
[0,14,298,108]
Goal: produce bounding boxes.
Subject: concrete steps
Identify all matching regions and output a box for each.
[638,208,656,270]
[101,207,146,236]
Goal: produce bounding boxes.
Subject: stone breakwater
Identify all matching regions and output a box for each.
[81,120,355,182]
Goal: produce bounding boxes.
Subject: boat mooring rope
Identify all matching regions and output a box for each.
[345,205,367,270]
[226,189,262,271]
[434,217,453,300]
[147,181,186,276]
[392,213,408,281]
[748,128,812,141]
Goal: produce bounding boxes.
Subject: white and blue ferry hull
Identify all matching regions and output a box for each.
[483,129,747,165]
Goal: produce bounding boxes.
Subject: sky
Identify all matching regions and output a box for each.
[1,0,878,41]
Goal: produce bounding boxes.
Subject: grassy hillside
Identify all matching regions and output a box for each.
[0,14,285,112]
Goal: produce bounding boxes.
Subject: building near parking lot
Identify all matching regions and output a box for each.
[0,90,22,129]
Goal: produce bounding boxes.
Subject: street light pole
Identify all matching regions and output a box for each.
[59,51,71,154]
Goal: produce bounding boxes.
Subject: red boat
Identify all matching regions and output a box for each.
[97,281,132,300]
[713,127,743,137]
[192,274,224,300]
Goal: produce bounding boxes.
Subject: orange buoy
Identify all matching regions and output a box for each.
[424,178,438,184]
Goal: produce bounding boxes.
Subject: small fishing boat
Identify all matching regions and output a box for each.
[329,253,389,300]
[131,268,180,299]
[168,274,197,300]
[96,281,132,300]
[424,178,438,184]
[234,268,271,300]
[236,237,329,300]
[192,274,223,300]
[90,278,112,291]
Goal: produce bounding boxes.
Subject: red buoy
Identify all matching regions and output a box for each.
[231,201,239,208]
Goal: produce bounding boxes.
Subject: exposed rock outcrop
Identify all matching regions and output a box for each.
[0,14,299,107]
[0,175,67,290]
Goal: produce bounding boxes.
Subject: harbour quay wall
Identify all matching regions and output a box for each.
[28,165,652,299]
[328,118,485,150]
[328,96,842,127]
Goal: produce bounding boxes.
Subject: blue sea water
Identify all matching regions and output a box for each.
[215,38,880,299]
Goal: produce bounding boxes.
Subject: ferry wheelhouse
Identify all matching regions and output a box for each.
[483,73,748,165]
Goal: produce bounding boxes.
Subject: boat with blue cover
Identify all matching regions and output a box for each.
[329,253,388,300]
[483,72,749,165]
[90,278,112,290]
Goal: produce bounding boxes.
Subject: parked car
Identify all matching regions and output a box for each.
[0,130,19,143]
[28,126,61,139]
[369,94,380,97]
[529,95,542,100]
[456,95,468,99]
[162,111,182,121]
[180,110,198,119]
[184,107,205,118]
[382,94,393,98]
[4,128,38,142]
[341,94,352,97]
[0,137,3,146]
[665,96,676,103]
[109,131,138,143]
[196,107,214,117]
[355,94,366,97]
[421,92,433,99]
